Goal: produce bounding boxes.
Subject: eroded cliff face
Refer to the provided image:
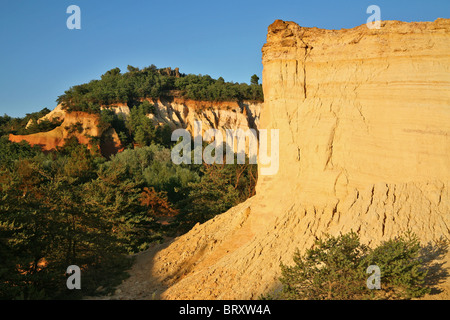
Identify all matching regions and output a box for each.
[101,98,262,135]
[148,98,261,136]
[134,19,450,300]
[12,99,261,156]
[9,111,123,157]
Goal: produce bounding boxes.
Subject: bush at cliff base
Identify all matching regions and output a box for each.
[263,231,432,300]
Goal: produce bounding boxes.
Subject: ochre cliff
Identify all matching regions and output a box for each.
[9,111,122,157]
[101,97,262,135]
[118,19,450,300]
[149,98,261,135]
[14,98,262,155]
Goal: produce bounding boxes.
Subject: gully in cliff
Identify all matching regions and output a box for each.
[171,121,279,176]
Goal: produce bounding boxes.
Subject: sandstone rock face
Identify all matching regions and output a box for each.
[12,98,262,157]
[101,103,131,118]
[144,19,450,299]
[10,98,261,158]
[37,103,67,123]
[147,98,261,137]
[98,98,262,136]
[24,104,66,129]
[9,111,122,156]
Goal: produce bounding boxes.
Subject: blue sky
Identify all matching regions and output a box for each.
[0,0,449,117]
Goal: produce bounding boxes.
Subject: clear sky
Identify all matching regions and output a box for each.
[0,0,449,117]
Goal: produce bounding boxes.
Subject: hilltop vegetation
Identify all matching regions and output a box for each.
[57,65,263,113]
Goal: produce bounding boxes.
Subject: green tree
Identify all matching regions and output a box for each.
[251,74,260,86]
[127,101,157,147]
[361,231,431,299]
[0,145,130,299]
[84,159,160,254]
[265,231,431,300]
[177,163,241,228]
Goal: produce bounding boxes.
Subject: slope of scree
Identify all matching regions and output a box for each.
[104,19,450,300]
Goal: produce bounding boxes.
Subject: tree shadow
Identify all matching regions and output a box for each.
[419,237,449,296]
[82,238,176,300]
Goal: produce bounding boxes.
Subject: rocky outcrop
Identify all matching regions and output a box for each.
[11,98,262,156]
[101,98,262,135]
[9,111,122,157]
[148,98,261,136]
[101,103,130,118]
[38,103,66,123]
[158,67,182,78]
[25,104,66,129]
[136,19,450,299]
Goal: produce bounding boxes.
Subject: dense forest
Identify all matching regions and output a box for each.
[57,65,264,113]
[0,66,259,299]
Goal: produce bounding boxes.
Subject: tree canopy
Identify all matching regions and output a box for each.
[57,65,263,113]
[0,110,258,299]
